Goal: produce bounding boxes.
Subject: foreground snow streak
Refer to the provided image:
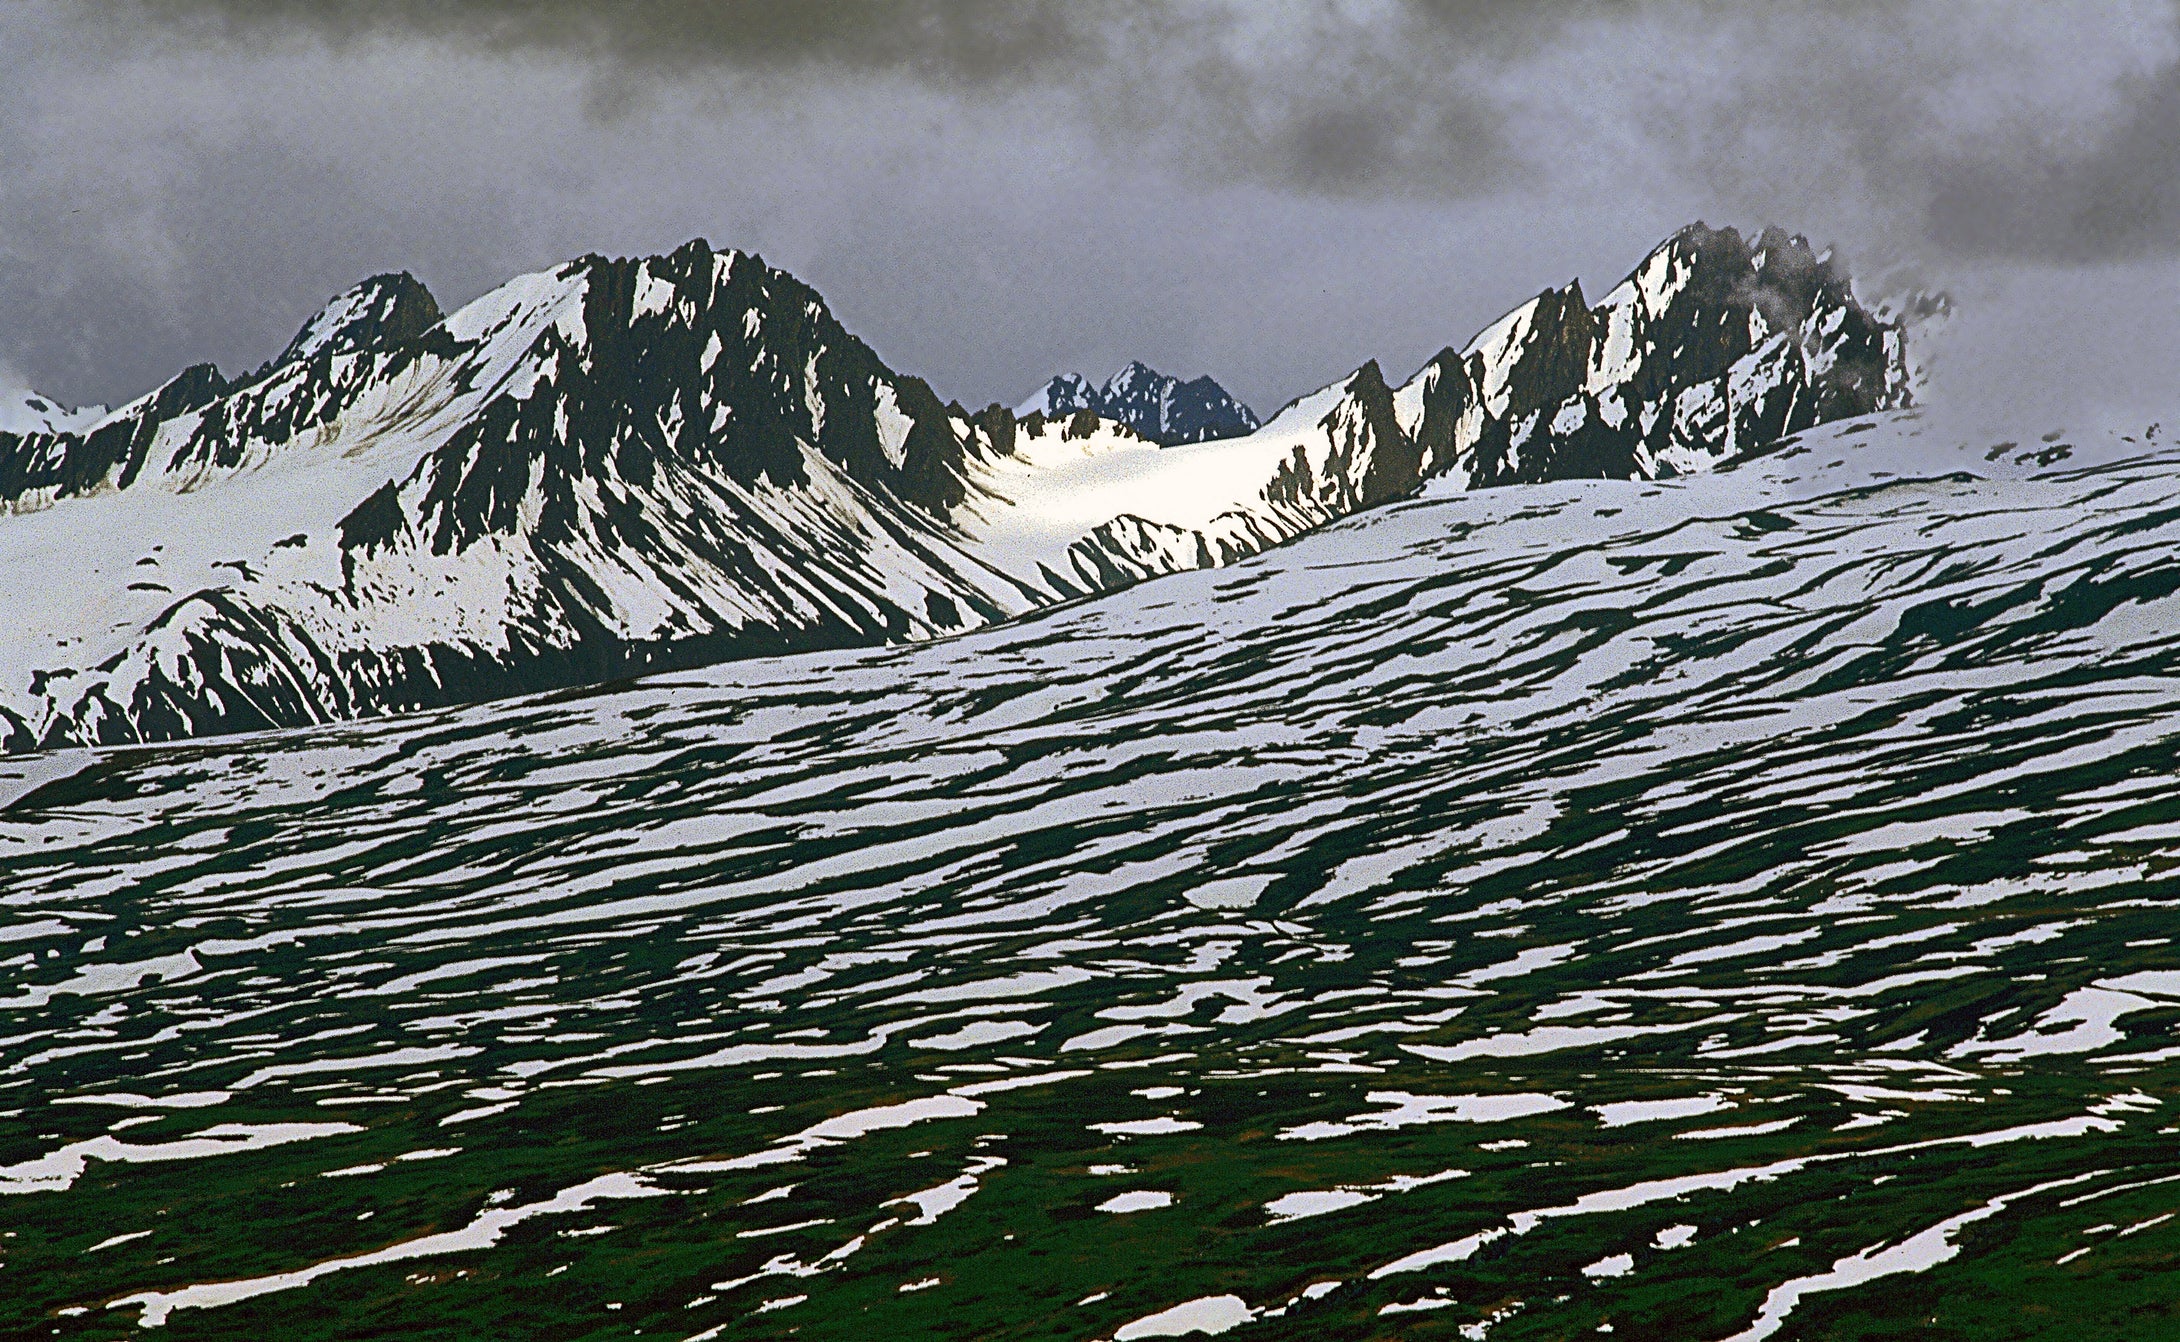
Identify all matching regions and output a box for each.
[4,413,2180,1339]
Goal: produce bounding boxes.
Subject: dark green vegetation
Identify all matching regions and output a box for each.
[4,413,2179,1339]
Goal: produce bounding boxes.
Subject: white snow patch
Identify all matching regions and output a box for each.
[1115,1294,1257,1340]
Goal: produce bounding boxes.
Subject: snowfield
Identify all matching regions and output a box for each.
[4,389,2180,1337]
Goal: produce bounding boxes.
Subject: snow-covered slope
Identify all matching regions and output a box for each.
[1016,360,1260,445]
[0,223,1903,751]
[0,387,105,437]
[8,394,2180,1338]
[963,360,1413,592]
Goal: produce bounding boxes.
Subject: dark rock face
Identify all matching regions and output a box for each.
[1020,361,1260,445]
[400,239,980,553]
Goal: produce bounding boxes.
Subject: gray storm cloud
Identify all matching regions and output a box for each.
[1925,62,2180,263]
[6,0,2178,429]
[99,0,2180,250]
[92,0,1546,195]
[101,0,1141,83]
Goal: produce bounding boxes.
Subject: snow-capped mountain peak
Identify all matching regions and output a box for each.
[1103,359,1163,400]
[269,272,443,370]
[1014,372,1096,420]
[1397,221,1905,487]
[1016,360,1260,445]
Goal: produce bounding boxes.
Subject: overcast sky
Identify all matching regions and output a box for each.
[4,1,2176,431]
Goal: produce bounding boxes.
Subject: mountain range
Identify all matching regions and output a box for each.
[1015,361,1260,445]
[0,223,1907,752]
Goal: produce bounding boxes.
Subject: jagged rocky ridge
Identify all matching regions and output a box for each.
[1018,361,1261,445]
[0,223,1906,751]
[1398,224,1909,486]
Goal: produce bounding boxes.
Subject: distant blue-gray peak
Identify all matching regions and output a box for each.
[0,223,1908,751]
[1015,362,1260,445]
